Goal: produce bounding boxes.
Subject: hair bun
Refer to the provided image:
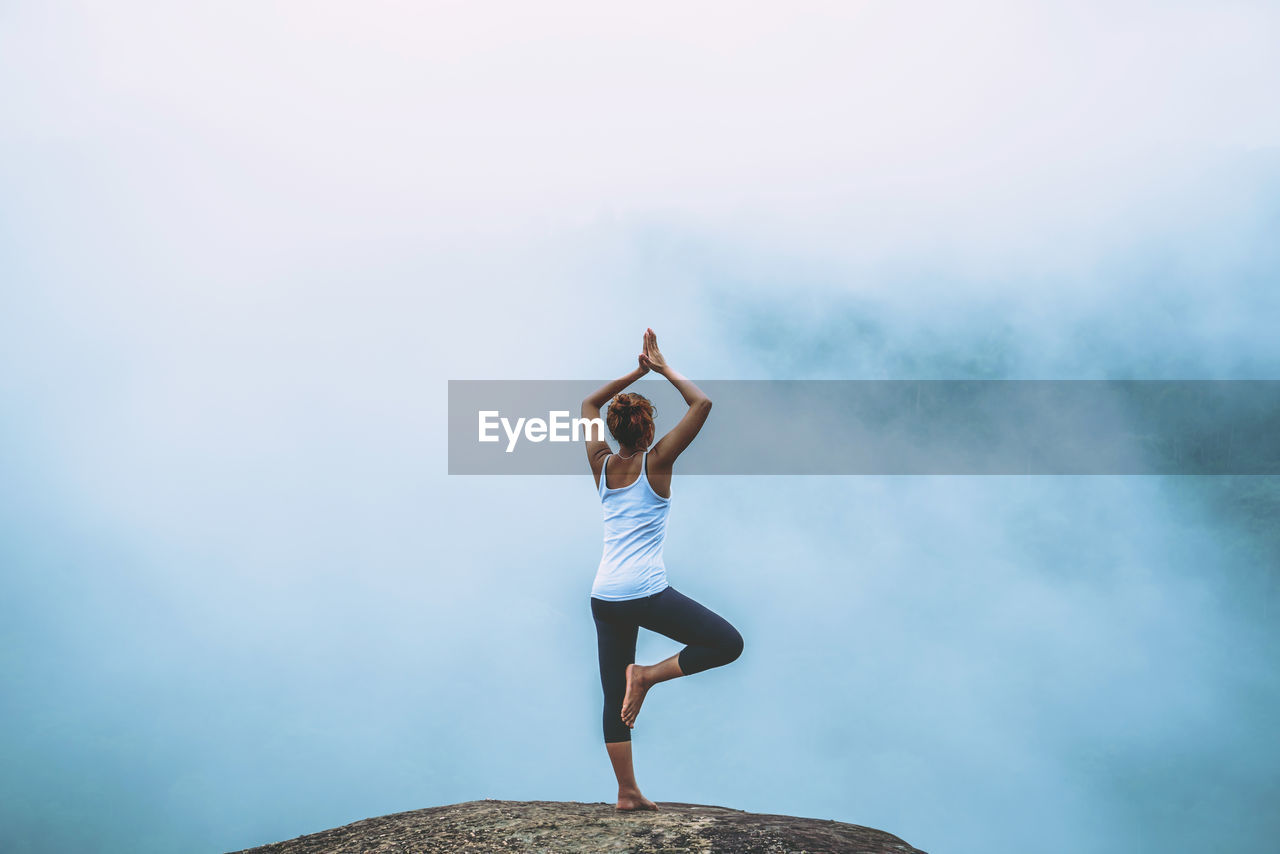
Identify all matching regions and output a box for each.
[605,392,656,448]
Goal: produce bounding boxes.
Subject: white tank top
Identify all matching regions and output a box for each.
[590,451,671,600]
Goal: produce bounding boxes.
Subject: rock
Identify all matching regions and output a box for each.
[227,799,929,853]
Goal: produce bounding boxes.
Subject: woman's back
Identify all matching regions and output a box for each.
[591,451,671,601]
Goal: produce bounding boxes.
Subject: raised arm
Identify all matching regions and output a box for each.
[581,357,649,475]
[642,328,712,467]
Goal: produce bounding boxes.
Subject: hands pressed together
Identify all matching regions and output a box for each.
[637,327,668,375]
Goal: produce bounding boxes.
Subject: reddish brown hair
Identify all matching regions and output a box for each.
[607,392,656,449]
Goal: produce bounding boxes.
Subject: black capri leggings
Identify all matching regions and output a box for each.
[591,585,744,743]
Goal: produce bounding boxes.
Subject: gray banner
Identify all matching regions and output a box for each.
[447,380,1280,475]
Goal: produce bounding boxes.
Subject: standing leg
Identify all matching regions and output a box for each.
[621,586,743,728]
[591,598,657,811]
[606,742,657,811]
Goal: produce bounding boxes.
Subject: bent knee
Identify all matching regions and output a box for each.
[722,627,744,663]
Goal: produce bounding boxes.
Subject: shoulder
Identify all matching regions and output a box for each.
[645,441,676,472]
[590,449,611,487]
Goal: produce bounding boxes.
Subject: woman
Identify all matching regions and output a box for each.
[581,328,744,812]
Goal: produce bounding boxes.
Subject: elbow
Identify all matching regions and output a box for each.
[697,397,713,414]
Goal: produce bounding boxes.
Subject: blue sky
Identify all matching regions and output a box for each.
[2,3,1278,853]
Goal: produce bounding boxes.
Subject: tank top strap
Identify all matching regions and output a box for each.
[599,453,610,495]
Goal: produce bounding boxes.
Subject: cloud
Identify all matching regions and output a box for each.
[2,2,1278,854]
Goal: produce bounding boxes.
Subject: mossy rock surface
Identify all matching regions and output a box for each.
[227,799,930,854]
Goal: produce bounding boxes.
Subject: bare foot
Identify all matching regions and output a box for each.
[616,789,659,811]
[621,663,651,728]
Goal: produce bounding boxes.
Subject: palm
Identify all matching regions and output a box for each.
[640,328,667,373]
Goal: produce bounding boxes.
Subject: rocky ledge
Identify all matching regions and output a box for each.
[227,799,929,854]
